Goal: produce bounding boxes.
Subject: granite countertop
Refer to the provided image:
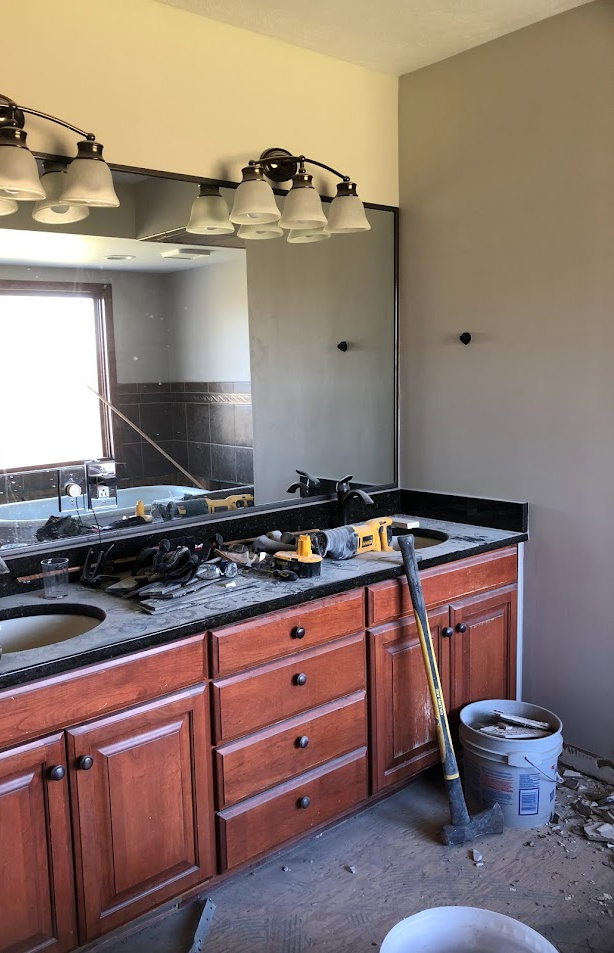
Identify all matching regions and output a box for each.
[0,515,527,690]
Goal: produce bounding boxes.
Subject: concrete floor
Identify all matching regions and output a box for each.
[100,769,614,953]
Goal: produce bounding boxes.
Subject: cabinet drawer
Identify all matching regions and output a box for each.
[0,634,206,751]
[215,691,367,807]
[218,747,368,870]
[367,547,517,625]
[210,589,364,676]
[212,632,365,742]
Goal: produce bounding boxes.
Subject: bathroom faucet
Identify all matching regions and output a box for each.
[287,469,322,499]
[335,475,374,526]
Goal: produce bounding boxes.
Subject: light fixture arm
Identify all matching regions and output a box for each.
[0,93,95,141]
[256,147,351,184]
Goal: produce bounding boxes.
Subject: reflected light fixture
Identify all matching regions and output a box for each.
[0,196,18,216]
[0,92,119,216]
[193,147,370,243]
[186,184,234,234]
[32,161,90,224]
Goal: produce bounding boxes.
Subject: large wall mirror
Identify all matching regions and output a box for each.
[0,164,397,552]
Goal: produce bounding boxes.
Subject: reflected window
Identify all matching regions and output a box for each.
[0,281,113,470]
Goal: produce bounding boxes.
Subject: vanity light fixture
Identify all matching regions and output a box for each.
[0,196,18,216]
[0,92,119,215]
[187,148,370,243]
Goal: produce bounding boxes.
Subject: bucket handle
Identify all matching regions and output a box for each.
[507,753,562,784]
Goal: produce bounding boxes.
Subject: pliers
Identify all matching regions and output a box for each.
[80,544,118,588]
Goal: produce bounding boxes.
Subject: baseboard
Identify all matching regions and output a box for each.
[560,743,614,784]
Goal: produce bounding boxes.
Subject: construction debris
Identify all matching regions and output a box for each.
[583,822,614,843]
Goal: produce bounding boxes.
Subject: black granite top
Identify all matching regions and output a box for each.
[0,513,527,691]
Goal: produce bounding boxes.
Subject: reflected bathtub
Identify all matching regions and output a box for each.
[0,485,209,548]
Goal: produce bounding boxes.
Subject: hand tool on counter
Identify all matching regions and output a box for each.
[80,544,118,588]
[215,547,299,581]
[312,517,394,560]
[397,533,504,846]
[273,534,322,578]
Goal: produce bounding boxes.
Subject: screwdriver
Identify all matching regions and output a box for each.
[242,565,298,582]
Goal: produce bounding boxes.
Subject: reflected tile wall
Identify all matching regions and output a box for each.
[115,381,253,491]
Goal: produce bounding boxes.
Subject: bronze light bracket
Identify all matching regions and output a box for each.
[255,147,351,185]
[0,92,97,142]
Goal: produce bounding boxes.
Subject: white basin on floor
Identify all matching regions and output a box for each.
[0,605,106,653]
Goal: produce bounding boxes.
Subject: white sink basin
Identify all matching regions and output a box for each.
[391,527,449,549]
[0,605,105,654]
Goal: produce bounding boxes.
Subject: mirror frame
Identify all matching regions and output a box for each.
[0,154,399,556]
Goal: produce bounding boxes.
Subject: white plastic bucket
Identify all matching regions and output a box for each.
[460,699,563,829]
[380,906,559,952]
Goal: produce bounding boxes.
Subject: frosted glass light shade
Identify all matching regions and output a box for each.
[326,182,371,234]
[287,227,330,244]
[238,222,283,240]
[59,141,119,208]
[279,173,327,230]
[187,185,234,234]
[32,167,90,224]
[230,165,280,224]
[0,196,18,216]
[0,129,45,200]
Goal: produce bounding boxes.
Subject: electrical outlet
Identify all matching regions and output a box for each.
[97,485,110,499]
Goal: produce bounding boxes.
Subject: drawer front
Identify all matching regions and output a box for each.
[218,748,368,870]
[215,691,367,807]
[367,547,517,625]
[0,635,206,751]
[212,632,365,742]
[210,589,364,676]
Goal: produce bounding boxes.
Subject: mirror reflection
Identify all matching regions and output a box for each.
[0,168,396,551]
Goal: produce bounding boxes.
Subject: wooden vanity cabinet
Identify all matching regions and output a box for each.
[0,635,215,951]
[0,734,76,953]
[367,548,518,793]
[210,591,369,871]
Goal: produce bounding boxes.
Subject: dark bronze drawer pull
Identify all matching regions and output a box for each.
[48,764,65,781]
[78,755,94,771]
[456,622,467,633]
[442,627,453,638]
[298,795,311,809]
[293,673,307,686]
[296,735,309,749]
[292,626,306,639]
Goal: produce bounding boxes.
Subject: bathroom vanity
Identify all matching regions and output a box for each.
[0,510,524,952]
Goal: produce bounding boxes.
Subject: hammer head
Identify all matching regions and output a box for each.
[442,802,504,846]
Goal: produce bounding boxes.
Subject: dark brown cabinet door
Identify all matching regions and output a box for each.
[0,734,76,953]
[368,607,449,792]
[67,685,215,941]
[449,585,517,721]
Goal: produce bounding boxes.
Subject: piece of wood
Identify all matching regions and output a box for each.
[215,691,367,808]
[218,748,368,870]
[66,685,216,941]
[0,733,77,953]
[366,547,517,626]
[212,632,366,743]
[0,634,206,750]
[209,589,365,676]
[368,607,449,793]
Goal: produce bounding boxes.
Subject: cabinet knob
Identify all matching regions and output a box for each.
[298,795,311,809]
[293,673,307,686]
[296,735,309,749]
[456,622,467,634]
[442,627,454,638]
[48,764,65,781]
[78,755,94,771]
[292,626,306,639]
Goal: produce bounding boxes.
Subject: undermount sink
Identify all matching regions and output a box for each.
[391,527,449,550]
[0,604,106,654]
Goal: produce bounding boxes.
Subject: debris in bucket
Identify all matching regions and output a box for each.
[477,709,554,740]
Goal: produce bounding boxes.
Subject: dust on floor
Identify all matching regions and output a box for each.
[101,767,614,953]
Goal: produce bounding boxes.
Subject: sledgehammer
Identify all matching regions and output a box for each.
[397,534,504,846]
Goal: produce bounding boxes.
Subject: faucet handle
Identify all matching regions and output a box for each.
[296,469,320,488]
[335,475,353,493]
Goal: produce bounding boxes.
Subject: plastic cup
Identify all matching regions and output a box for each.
[41,557,69,599]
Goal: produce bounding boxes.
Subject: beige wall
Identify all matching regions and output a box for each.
[399,1,614,758]
[3,0,397,205]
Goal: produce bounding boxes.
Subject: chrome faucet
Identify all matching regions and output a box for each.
[335,475,374,526]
